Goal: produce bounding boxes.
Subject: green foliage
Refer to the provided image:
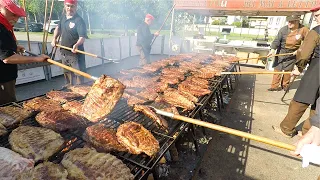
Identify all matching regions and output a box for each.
[232,21,242,27]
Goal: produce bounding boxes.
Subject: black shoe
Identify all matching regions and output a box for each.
[267,87,282,91]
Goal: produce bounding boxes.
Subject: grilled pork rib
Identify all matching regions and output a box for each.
[17,162,68,180]
[162,90,195,110]
[133,105,168,130]
[81,75,125,122]
[62,101,83,114]
[9,126,64,162]
[23,97,62,112]
[68,85,91,96]
[46,91,82,103]
[84,124,127,152]
[0,147,34,179]
[36,110,88,132]
[0,106,33,127]
[116,122,159,157]
[61,148,134,180]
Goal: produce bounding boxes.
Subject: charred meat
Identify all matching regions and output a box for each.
[62,101,83,114]
[81,75,125,122]
[162,90,195,110]
[84,124,127,152]
[9,126,64,162]
[178,83,211,97]
[61,148,134,180]
[36,110,88,131]
[116,122,159,157]
[0,123,7,136]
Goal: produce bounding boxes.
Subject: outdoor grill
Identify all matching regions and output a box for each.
[0,58,238,180]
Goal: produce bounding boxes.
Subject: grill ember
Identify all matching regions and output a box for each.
[0,54,237,179]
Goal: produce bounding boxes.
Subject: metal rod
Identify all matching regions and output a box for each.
[230,52,294,62]
[41,0,49,54]
[24,50,98,80]
[168,8,175,57]
[150,3,176,46]
[45,0,55,50]
[151,107,296,151]
[56,44,118,62]
[22,0,31,51]
[281,76,297,102]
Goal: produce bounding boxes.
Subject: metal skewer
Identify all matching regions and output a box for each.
[149,107,296,151]
[220,71,292,75]
[56,44,119,63]
[230,52,294,63]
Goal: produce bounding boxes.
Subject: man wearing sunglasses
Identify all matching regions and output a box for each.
[273,5,320,138]
[51,0,87,86]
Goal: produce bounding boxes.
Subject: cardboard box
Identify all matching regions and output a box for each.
[236,52,249,63]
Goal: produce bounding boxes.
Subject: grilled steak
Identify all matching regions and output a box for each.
[0,147,34,179]
[0,123,7,136]
[136,89,159,101]
[23,97,62,112]
[133,105,168,131]
[46,91,82,103]
[0,106,33,127]
[16,162,68,180]
[36,110,88,131]
[68,85,91,96]
[81,75,125,122]
[116,122,159,156]
[167,88,198,103]
[126,95,147,106]
[146,82,169,92]
[84,124,127,152]
[162,90,195,110]
[61,147,134,180]
[62,101,83,114]
[9,126,64,162]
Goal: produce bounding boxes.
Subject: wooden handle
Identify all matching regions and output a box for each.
[231,52,294,62]
[172,114,296,151]
[56,44,98,58]
[153,108,295,151]
[47,59,96,80]
[221,71,292,75]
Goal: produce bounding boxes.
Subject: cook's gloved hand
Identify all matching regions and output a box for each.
[267,49,276,57]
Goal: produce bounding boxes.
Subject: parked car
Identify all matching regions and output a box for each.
[13,22,25,31]
[28,23,43,32]
[45,20,59,33]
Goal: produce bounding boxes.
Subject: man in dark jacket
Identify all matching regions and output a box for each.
[51,0,87,86]
[267,15,309,91]
[0,0,49,105]
[272,6,320,137]
[136,14,159,66]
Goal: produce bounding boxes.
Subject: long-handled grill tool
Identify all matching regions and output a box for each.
[281,75,297,103]
[229,52,294,63]
[150,4,176,46]
[149,107,296,151]
[220,71,292,75]
[56,44,119,63]
[24,50,99,80]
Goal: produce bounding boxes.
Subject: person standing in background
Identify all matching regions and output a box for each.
[136,14,159,66]
[267,15,309,91]
[51,0,87,86]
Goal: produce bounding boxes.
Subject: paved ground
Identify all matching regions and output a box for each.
[192,66,319,180]
[15,58,319,179]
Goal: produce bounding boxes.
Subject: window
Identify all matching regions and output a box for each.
[269,17,273,25]
[276,17,281,25]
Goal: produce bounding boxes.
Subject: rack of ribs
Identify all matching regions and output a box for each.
[61,148,134,180]
[84,124,127,152]
[0,106,33,128]
[67,85,91,97]
[35,110,88,131]
[9,126,64,162]
[62,101,83,114]
[178,83,211,97]
[16,162,68,180]
[116,122,160,157]
[133,105,168,131]
[23,97,62,112]
[81,75,125,122]
[46,91,82,103]
[162,90,195,110]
